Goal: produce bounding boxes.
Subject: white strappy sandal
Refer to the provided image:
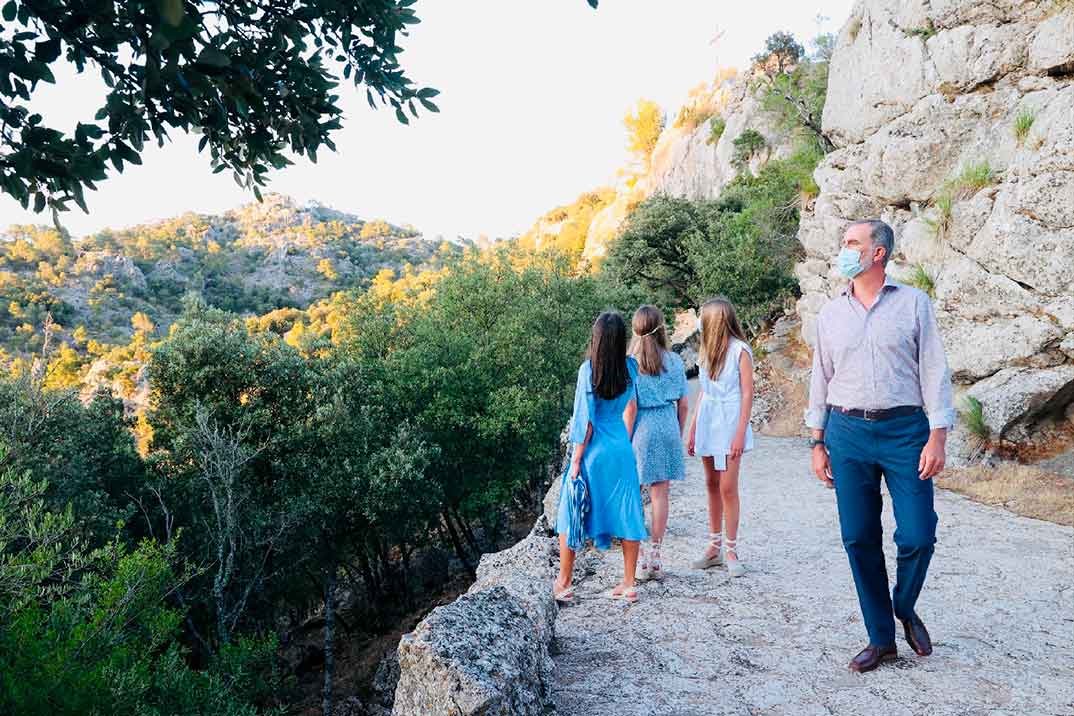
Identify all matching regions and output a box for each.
[725,537,746,578]
[692,533,724,570]
[648,540,664,581]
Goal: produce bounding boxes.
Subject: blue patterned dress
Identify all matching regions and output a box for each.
[632,351,688,485]
[555,358,648,550]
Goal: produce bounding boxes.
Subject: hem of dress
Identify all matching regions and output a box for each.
[639,475,685,485]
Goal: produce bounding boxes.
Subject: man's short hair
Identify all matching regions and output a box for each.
[848,219,894,266]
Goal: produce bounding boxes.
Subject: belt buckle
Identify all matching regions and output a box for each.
[862,408,879,421]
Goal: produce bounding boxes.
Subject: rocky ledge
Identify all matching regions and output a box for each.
[391,517,559,716]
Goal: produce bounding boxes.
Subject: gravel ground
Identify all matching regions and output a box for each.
[551,434,1074,716]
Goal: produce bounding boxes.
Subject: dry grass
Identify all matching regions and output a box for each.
[937,464,1074,526]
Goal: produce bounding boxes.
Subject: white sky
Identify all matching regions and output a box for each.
[0,1,854,241]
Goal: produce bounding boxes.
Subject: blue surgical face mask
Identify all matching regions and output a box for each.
[837,246,870,279]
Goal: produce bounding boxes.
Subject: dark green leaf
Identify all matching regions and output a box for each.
[2,1,15,22]
[394,107,409,125]
[197,48,231,68]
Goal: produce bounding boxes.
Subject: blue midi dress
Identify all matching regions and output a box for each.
[556,358,648,550]
[632,351,688,485]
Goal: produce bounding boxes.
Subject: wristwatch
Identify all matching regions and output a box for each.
[808,438,825,449]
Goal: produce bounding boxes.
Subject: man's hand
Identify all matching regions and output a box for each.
[918,430,947,480]
[812,445,833,488]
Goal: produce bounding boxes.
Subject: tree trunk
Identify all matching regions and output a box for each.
[322,565,337,716]
[442,511,475,577]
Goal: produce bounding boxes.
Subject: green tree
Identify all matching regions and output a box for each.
[753,32,835,153]
[1,0,441,215]
[0,459,277,716]
[605,156,808,330]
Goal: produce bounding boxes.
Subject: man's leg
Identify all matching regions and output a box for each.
[827,413,896,647]
[879,413,937,622]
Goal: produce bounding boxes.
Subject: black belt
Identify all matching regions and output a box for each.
[829,405,922,421]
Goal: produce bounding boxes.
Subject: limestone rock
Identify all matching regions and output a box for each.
[582,73,799,258]
[73,250,148,292]
[795,0,1074,448]
[965,365,1074,439]
[392,526,558,716]
[393,584,554,716]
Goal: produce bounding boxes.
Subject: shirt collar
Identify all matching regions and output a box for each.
[842,273,899,297]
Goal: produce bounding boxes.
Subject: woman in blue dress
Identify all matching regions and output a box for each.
[623,305,688,582]
[554,311,648,603]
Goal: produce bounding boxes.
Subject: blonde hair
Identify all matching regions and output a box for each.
[698,297,748,380]
[629,305,669,376]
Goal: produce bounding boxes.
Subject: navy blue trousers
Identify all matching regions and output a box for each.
[825,409,937,646]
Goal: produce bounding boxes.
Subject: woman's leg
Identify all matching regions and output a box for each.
[702,456,723,559]
[650,480,670,544]
[616,539,640,592]
[720,457,742,561]
[555,533,576,593]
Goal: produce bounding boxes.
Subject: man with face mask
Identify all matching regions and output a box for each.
[805,219,954,673]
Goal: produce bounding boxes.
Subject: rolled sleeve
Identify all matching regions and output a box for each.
[805,313,832,430]
[916,296,955,430]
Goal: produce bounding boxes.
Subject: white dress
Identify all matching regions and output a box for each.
[695,337,754,469]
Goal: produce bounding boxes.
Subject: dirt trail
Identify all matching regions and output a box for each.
[551,430,1074,716]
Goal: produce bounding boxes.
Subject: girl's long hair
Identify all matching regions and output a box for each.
[699,297,748,380]
[629,304,669,376]
[587,311,629,400]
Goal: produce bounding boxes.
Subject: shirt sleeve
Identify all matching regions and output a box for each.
[916,294,955,430]
[568,362,595,444]
[805,313,832,430]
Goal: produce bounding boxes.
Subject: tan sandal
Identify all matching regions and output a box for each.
[692,532,724,570]
[725,537,746,578]
[605,585,639,603]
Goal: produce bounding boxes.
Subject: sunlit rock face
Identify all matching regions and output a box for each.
[796,0,1074,463]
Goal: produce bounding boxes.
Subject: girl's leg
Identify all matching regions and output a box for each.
[555,533,576,594]
[615,539,640,592]
[703,456,723,560]
[721,456,742,562]
[650,480,670,544]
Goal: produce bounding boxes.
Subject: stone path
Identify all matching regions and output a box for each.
[552,406,1074,715]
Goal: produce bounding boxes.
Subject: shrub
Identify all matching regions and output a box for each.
[1013,108,1035,145]
[731,129,768,171]
[905,18,937,40]
[961,396,990,442]
[706,116,726,145]
[605,151,814,331]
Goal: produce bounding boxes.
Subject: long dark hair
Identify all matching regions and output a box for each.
[587,311,629,400]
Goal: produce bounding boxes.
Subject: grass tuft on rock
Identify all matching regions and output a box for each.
[961,396,990,441]
[907,264,935,297]
[1013,108,1035,145]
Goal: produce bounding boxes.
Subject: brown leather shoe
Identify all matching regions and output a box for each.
[901,614,933,656]
[848,644,898,673]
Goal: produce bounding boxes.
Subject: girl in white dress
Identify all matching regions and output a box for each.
[686,297,754,577]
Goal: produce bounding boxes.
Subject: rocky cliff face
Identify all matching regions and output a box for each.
[796,0,1074,463]
[581,76,800,260]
